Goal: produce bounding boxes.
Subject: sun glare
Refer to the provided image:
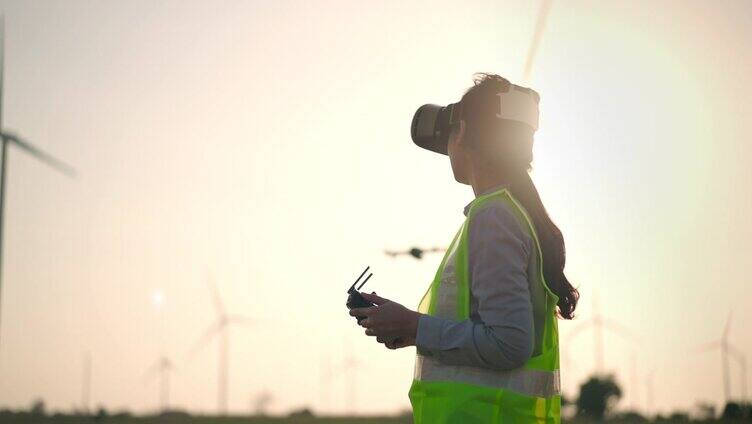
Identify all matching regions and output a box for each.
[151,290,164,308]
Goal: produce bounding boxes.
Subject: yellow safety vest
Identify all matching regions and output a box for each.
[409,188,561,423]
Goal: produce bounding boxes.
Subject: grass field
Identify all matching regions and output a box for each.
[0,414,415,424]
[1,412,751,424]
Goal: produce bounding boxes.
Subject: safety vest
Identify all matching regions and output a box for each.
[409,188,561,423]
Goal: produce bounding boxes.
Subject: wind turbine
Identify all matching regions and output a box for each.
[191,278,254,415]
[694,312,747,404]
[144,356,175,413]
[0,16,77,352]
[566,294,638,374]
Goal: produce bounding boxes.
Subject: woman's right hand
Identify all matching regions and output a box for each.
[378,334,415,350]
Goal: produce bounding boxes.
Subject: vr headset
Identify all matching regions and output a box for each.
[410,84,540,155]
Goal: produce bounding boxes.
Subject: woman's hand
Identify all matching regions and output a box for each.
[379,333,416,350]
[349,292,420,349]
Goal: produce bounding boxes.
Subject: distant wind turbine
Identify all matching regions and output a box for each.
[567,294,638,374]
[0,15,77,353]
[191,277,254,415]
[144,356,175,413]
[694,312,747,404]
[565,297,642,413]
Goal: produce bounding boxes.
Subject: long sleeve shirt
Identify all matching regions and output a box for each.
[415,188,535,370]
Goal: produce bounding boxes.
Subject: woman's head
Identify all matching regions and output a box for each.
[447,74,538,185]
[452,73,579,319]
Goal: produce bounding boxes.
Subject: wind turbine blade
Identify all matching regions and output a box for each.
[205,274,225,315]
[226,314,255,327]
[522,0,554,83]
[2,133,76,177]
[142,359,163,383]
[188,321,222,357]
[691,340,722,353]
[600,317,640,342]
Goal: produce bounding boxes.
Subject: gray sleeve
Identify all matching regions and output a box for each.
[415,201,535,370]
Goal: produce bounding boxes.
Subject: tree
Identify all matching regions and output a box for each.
[576,374,622,420]
[721,402,743,420]
[29,399,46,416]
[694,401,716,420]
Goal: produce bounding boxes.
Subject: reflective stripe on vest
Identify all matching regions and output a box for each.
[410,188,561,423]
[415,356,561,398]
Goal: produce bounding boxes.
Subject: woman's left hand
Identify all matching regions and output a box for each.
[349,292,420,349]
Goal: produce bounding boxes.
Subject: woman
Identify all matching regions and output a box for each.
[349,73,579,423]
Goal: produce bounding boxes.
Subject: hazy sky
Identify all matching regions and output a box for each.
[0,0,750,417]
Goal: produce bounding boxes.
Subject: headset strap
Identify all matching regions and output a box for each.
[447,84,539,130]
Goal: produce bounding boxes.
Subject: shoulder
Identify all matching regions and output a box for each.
[468,198,533,255]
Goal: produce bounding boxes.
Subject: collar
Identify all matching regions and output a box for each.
[463,184,509,216]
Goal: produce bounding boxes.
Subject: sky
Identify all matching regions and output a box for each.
[0,0,750,418]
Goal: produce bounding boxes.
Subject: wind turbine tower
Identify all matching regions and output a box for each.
[728,345,748,403]
[191,278,254,415]
[145,356,174,413]
[0,15,76,352]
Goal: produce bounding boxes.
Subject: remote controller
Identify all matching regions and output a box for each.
[346,266,375,324]
[346,266,405,348]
